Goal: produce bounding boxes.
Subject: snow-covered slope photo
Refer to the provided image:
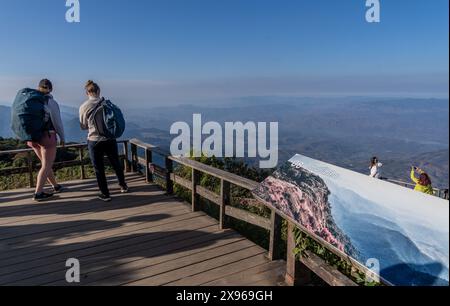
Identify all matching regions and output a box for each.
[254,154,449,286]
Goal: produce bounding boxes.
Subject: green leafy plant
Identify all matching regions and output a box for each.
[292,226,381,286]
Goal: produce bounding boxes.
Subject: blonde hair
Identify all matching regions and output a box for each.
[85,80,100,96]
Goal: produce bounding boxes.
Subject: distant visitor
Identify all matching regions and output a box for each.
[369,156,383,179]
[410,167,434,195]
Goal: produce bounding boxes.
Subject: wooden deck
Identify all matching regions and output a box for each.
[0,173,286,286]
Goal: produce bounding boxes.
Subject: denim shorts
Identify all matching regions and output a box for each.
[27,131,57,150]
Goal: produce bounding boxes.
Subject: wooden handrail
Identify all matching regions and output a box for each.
[128,139,367,286]
[129,138,169,157]
[382,177,449,200]
[0,141,129,155]
[1,138,391,286]
[0,140,130,188]
[129,139,259,191]
[169,156,260,191]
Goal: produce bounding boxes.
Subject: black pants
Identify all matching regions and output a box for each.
[88,139,126,196]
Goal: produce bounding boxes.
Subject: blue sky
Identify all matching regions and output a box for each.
[0,0,448,106]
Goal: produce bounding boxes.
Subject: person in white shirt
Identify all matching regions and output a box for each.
[45,95,65,145]
[369,156,383,179]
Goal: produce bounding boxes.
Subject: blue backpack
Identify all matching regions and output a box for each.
[10,88,50,142]
[89,98,126,139]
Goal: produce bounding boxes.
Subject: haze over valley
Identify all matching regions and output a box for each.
[1,97,448,188]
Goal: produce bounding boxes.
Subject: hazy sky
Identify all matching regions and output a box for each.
[0,0,448,106]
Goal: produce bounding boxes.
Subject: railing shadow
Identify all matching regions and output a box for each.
[0,224,232,286]
[0,188,174,220]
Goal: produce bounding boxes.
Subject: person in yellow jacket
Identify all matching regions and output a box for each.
[410,167,434,195]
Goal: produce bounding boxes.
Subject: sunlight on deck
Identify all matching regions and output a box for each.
[0,174,285,286]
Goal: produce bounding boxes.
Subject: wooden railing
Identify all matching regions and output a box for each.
[0,138,389,286]
[382,178,449,200]
[0,140,130,188]
[128,138,367,286]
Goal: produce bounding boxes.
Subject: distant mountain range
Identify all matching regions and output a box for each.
[123,97,449,188]
[0,104,86,141]
[0,104,172,145]
[0,105,15,138]
[1,97,449,188]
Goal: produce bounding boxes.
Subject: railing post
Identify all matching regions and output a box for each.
[79,147,86,180]
[191,168,200,212]
[285,222,312,286]
[27,151,34,188]
[123,141,131,173]
[268,210,283,260]
[131,143,138,173]
[219,179,231,230]
[145,149,153,183]
[165,157,174,195]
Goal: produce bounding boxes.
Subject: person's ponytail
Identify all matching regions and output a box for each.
[85,80,100,96]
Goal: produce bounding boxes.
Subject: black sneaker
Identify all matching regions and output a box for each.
[98,194,112,202]
[120,185,129,194]
[52,185,66,194]
[34,192,54,202]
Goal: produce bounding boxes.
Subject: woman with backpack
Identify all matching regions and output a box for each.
[410,167,434,196]
[27,79,66,201]
[79,80,128,202]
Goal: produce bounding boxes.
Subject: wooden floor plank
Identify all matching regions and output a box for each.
[0,191,175,232]
[0,174,145,212]
[84,239,254,286]
[10,227,239,286]
[0,174,144,205]
[44,229,239,286]
[231,263,286,286]
[166,253,273,286]
[0,202,186,249]
[0,181,155,219]
[203,260,286,286]
[0,185,169,226]
[0,213,214,281]
[0,174,286,286]
[123,246,266,286]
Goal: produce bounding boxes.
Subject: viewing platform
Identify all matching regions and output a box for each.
[0,173,286,286]
[0,139,391,286]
